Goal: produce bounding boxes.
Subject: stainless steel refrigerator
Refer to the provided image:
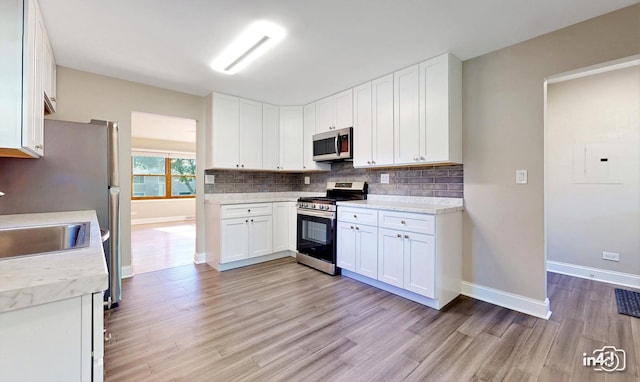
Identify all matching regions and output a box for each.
[0,119,122,308]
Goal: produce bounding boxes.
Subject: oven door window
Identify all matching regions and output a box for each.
[297,214,334,263]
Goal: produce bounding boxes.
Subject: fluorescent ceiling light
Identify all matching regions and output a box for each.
[211,20,286,75]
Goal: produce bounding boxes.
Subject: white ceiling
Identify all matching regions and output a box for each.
[39,0,638,105]
[131,112,196,143]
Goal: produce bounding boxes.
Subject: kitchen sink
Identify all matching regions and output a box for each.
[0,222,91,260]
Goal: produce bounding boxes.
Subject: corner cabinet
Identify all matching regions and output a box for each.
[337,206,462,310]
[0,0,57,158]
[0,293,104,382]
[206,201,297,271]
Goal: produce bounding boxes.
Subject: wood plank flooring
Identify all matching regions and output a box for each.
[131,221,195,274]
[104,258,639,381]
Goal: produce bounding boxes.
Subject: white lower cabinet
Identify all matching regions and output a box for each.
[207,201,296,270]
[337,205,461,310]
[0,293,104,382]
[220,214,272,262]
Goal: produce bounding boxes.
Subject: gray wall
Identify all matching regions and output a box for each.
[462,4,640,301]
[547,65,639,275]
[205,162,463,197]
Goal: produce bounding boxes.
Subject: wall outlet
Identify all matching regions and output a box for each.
[304,176,310,185]
[602,251,620,262]
[381,173,390,184]
[205,174,215,184]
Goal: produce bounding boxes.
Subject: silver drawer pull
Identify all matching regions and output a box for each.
[353,214,357,218]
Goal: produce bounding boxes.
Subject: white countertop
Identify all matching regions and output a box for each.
[205,192,323,205]
[338,195,464,214]
[0,210,109,313]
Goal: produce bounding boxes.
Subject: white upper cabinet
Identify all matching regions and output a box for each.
[239,98,263,170]
[353,82,372,167]
[314,89,353,133]
[419,53,462,164]
[371,74,395,166]
[279,106,304,171]
[394,64,421,164]
[1,0,55,158]
[209,92,240,169]
[303,103,330,171]
[262,103,280,171]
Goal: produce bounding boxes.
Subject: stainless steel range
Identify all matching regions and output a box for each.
[296,181,367,275]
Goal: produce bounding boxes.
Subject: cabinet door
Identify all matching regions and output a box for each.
[0,0,24,150]
[336,222,356,272]
[23,0,44,156]
[0,296,83,381]
[249,215,273,258]
[302,103,330,171]
[315,96,333,133]
[221,217,249,263]
[377,227,404,287]
[403,232,436,298]
[262,103,280,170]
[394,64,420,164]
[272,202,290,253]
[279,106,304,171]
[353,82,372,167]
[372,74,394,166]
[355,224,377,279]
[420,55,448,162]
[212,93,240,168]
[333,89,353,129]
[239,98,263,169]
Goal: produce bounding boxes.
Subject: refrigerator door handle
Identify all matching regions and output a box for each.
[108,187,121,306]
[108,122,120,187]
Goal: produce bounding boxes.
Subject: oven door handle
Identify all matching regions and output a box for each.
[297,208,335,219]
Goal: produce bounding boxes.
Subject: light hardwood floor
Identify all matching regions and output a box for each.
[104,258,639,381]
[131,221,195,274]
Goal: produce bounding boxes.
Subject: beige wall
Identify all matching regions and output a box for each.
[131,198,196,224]
[462,4,640,301]
[48,67,206,269]
[547,65,639,274]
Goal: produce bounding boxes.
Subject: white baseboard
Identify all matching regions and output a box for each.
[121,265,134,279]
[547,260,640,289]
[461,281,552,319]
[131,216,194,225]
[193,252,206,264]
[209,251,294,271]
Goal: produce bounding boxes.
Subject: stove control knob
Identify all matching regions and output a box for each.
[320,205,326,210]
[310,204,316,209]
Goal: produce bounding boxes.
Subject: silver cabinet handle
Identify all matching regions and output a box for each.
[350,226,354,229]
[35,144,43,150]
[400,220,406,224]
[367,161,371,164]
[245,219,248,223]
[236,164,239,168]
[419,156,425,160]
[241,164,244,168]
[248,209,251,213]
[355,227,359,230]
[404,234,409,239]
[372,161,376,164]
[251,219,254,222]
[353,214,357,218]
[396,234,401,238]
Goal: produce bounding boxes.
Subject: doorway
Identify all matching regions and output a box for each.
[130,111,197,274]
[544,56,640,287]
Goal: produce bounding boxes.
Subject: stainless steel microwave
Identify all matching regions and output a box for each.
[312,127,353,162]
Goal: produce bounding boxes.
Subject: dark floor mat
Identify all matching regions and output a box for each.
[615,288,640,318]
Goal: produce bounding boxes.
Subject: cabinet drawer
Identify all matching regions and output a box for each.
[221,203,273,219]
[337,207,378,225]
[378,210,434,235]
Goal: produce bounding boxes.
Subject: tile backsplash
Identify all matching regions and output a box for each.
[204,162,463,198]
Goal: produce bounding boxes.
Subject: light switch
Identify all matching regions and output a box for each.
[381,174,390,184]
[205,174,215,184]
[516,170,527,184]
[304,176,310,185]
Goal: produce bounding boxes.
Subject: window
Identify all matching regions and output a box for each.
[132,154,196,199]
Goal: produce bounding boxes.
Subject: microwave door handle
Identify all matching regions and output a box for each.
[335,133,340,157]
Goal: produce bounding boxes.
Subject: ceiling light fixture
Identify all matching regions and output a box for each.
[210,20,287,75]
